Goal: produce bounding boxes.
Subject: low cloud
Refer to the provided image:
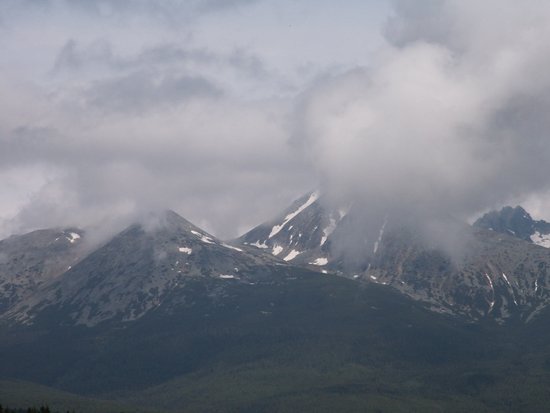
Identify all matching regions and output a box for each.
[3,0,550,250]
[295,0,550,234]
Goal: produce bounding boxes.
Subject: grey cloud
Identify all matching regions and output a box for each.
[85,71,222,113]
[0,87,314,240]
[53,39,114,72]
[53,40,270,83]
[384,0,456,49]
[1,0,259,15]
[292,0,550,256]
[8,0,550,254]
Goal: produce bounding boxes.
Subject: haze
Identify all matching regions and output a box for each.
[2,0,550,241]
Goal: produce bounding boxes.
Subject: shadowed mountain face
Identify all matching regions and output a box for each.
[3,210,291,326]
[239,194,550,323]
[3,208,550,412]
[474,205,550,247]
[0,228,86,314]
[4,203,550,327]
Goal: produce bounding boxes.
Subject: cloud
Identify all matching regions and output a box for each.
[0,0,263,20]
[0,86,312,240]
[10,0,550,251]
[293,0,550,251]
[84,71,222,113]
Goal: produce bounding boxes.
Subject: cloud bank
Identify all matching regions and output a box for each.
[3,0,550,244]
[297,0,550,228]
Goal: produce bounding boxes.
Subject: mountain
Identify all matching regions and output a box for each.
[0,228,85,314]
[237,191,350,270]
[3,208,550,411]
[474,205,550,247]
[3,210,290,326]
[239,193,550,323]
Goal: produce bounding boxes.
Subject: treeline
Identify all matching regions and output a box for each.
[0,405,75,413]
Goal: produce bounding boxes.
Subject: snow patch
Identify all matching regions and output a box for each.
[249,240,268,249]
[373,216,388,254]
[338,205,350,220]
[222,243,243,252]
[269,192,319,238]
[502,272,518,305]
[320,216,337,246]
[178,247,192,255]
[283,249,301,261]
[484,273,495,312]
[531,231,550,248]
[310,257,328,266]
[191,230,215,244]
[66,232,80,243]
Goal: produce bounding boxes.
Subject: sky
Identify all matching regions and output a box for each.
[2,0,550,241]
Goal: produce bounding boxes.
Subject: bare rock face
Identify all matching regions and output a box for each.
[239,194,550,323]
[2,210,290,326]
[4,201,550,327]
[0,228,86,314]
[474,205,550,248]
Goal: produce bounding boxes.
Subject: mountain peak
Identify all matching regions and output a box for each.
[474,205,538,241]
[136,208,211,237]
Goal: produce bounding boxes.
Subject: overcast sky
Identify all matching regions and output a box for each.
[2,0,550,240]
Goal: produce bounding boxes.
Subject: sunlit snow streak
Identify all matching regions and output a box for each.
[320,216,337,246]
[484,273,495,312]
[283,249,301,261]
[269,192,319,238]
[373,215,388,254]
[249,241,268,249]
[191,230,215,244]
[222,243,243,252]
[310,257,328,266]
[66,232,81,243]
[531,231,550,248]
[502,272,518,305]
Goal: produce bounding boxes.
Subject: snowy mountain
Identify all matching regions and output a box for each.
[2,210,291,326]
[238,192,353,271]
[239,193,550,323]
[4,204,550,411]
[4,200,550,326]
[474,205,550,248]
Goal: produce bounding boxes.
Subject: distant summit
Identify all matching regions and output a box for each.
[238,193,550,322]
[1,209,287,326]
[474,206,550,247]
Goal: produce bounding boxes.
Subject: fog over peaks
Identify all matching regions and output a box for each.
[1,0,550,242]
[297,0,550,229]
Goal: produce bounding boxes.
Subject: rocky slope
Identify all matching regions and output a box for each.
[3,210,292,326]
[0,228,86,314]
[474,205,550,248]
[239,194,550,323]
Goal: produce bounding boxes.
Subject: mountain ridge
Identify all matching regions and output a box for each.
[2,210,296,326]
[238,194,550,323]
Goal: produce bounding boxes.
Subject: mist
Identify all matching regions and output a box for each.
[2,0,550,245]
[296,0,550,239]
